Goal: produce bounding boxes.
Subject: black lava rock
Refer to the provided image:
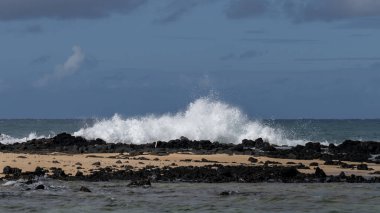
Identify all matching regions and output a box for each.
[35,185,45,190]
[79,186,91,192]
[357,164,369,170]
[315,167,326,178]
[3,166,22,176]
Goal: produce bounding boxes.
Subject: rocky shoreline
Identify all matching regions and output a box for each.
[2,133,380,162]
[1,133,380,185]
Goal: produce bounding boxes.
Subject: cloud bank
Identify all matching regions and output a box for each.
[2,0,380,24]
[284,0,380,22]
[156,0,215,24]
[225,0,380,22]
[0,0,147,21]
[35,46,85,87]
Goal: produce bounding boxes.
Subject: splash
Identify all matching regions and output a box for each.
[74,97,305,145]
[0,132,46,145]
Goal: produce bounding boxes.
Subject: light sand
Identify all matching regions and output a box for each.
[1,152,379,178]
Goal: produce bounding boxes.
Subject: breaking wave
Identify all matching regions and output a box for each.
[0,132,47,145]
[74,97,305,146]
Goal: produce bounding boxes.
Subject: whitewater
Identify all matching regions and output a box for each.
[73,98,304,145]
[1,98,306,145]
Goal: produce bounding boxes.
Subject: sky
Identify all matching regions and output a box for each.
[0,0,379,119]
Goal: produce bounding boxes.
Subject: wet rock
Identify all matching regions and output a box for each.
[127,179,151,188]
[315,167,326,178]
[79,186,91,192]
[3,166,22,176]
[34,167,48,176]
[50,167,67,179]
[35,185,45,190]
[75,171,84,177]
[339,172,346,179]
[25,180,35,185]
[281,167,299,178]
[219,191,237,196]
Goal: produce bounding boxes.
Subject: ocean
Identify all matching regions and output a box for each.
[1,181,380,213]
[1,98,380,145]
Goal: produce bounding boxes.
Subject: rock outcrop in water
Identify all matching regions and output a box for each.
[1,133,380,163]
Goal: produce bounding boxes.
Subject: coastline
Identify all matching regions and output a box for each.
[1,133,380,183]
[1,152,380,179]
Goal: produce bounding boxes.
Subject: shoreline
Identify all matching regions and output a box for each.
[1,133,380,183]
[1,152,380,183]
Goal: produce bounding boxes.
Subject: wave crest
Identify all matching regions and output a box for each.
[0,132,46,145]
[74,98,305,145]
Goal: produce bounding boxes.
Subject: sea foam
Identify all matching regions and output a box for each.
[0,132,46,145]
[74,97,305,146]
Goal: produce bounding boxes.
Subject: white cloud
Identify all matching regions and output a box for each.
[35,45,85,87]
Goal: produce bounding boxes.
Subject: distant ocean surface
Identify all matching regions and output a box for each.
[1,98,380,145]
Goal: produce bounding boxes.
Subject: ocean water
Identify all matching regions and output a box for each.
[1,180,379,213]
[1,98,380,145]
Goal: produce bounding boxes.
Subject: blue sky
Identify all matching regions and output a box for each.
[0,0,380,119]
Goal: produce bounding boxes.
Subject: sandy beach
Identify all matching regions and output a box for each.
[1,152,379,178]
